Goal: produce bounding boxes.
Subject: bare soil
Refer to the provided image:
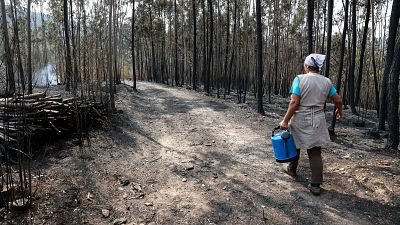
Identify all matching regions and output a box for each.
[1,81,399,225]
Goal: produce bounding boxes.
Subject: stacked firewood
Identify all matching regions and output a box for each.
[0,92,107,149]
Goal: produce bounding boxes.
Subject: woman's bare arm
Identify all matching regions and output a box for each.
[280,94,301,129]
[331,94,343,119]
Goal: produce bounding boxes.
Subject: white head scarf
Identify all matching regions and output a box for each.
[304,54,326,69]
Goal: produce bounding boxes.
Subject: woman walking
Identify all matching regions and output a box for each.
[279,54,343,195]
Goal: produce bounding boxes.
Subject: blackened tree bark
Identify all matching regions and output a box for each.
[255,0,264,114]
[174,0,179,86]
[201,0,207,89]
[227,0,237,95]
[70,0,79,92]
[108,0,115,109]
[216,0,222,98]
[131,0,137,91]
[331,0,349,134]
[192,0,197,90]
[355,0,371,105]
[11,0,25,92]
[348,0,358,115]
[0,0,15,95]
[324,0,333,78]
[371,0,379,115]
[113,2,120,86]
[27,0,32,93]
[378,0,400,130]
[320,0,327,53]
[81,1,87,97]
[223,0,230,97]
[63,0,73,91]
[149,3,156,83]
[161,13,166,84]
[205,0,213,94]
[307,0,314,54]
[180,0,185,86]
[386,36,400,150]
[273,0,279,95]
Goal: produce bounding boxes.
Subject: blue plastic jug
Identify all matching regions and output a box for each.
[271,126,298,163]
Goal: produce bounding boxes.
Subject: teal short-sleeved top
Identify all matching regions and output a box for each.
[290,76,337,97]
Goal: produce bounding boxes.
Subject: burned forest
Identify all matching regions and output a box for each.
[0,0,399,224]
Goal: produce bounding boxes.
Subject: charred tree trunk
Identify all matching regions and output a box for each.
[108,0,115,109]
[386,36,400,150]
[348,0,358,115]
[223,0,230,97]
[26,0,32,94]
[205,0,213,94]
[255,0,264,114]
[149,4,156,83]
[174,0,179,86]
[378,0,400,130]
[331,0,349,134]
[307,0,314,54]
[371,0,379,115]
[273,0,279,95]
[216,0,222,98]
[192,0,197,90]
[11,0,25,92]
[227,0,237,95]
[63,0,73,92]
[355,0,371,105]
[325,0,333,78]
[131,0,137,91]
[70,0,79,92]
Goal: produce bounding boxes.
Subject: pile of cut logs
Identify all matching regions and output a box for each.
[0,92,107,150]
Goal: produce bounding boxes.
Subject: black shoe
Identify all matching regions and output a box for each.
[282,165,297,177]
[308,184,321,195]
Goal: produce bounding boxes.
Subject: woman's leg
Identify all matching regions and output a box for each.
[307,147,323,184]
[287,149,301,175]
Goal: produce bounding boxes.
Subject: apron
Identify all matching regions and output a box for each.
[289,73,332,150]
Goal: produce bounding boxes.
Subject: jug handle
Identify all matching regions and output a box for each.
[272,126,291,137]
[272,126,281,137]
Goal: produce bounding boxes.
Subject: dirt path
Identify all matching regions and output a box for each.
[4,82,399,225]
